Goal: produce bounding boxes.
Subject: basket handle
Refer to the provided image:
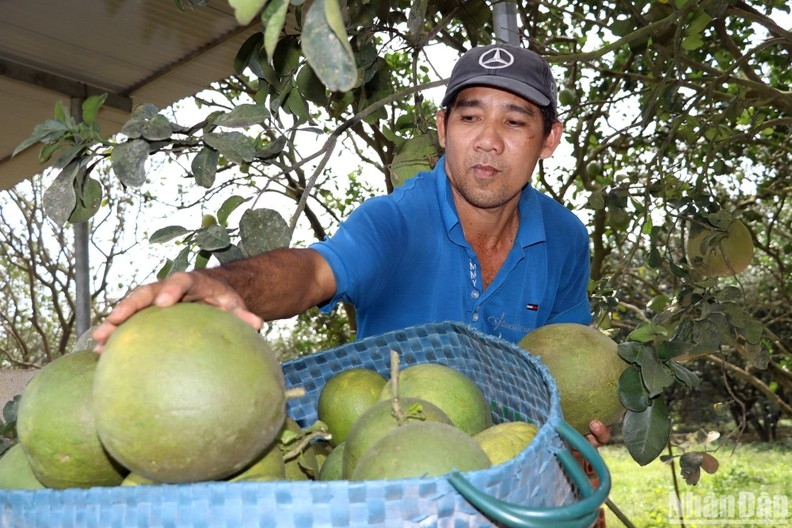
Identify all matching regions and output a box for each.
[448,420,611,528]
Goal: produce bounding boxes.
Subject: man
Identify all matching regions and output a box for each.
[92,44,610,447]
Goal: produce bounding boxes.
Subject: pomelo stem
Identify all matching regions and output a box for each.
[281,430,332,462]
[389,349,405,425]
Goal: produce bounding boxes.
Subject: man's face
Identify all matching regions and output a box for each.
[436,86,561,211]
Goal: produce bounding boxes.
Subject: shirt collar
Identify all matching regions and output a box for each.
[433,154,547,248]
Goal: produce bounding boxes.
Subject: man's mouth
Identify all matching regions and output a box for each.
[473,164,499,177]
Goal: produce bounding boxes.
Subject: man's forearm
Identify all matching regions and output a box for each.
[197,247,334,321]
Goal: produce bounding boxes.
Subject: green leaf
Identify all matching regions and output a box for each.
[262,0,289,61]
[204,132,256,164]
[212,244,247,264]
[111,139,149,187]
[120,104,171,140]
[623,398,671,466]
[169,247,192,274]
[3,396,21,425]
[656,339,693,360]
[68,174,103,224]
[149,225,190,244]
[256,135,288,160]
[296,64,328,106]
[212,104,271,128]
[192,147,218,188]
[687,9,713,35]
[195,249,212,270]
[239,208,290,256]
[54,100,68,122]
[13,119,69,156]
[228,0,268,25]
[647,295,670,313]
[193,224,232,251]
[286,88,310,123]
[682,34,705,51]
[234,32,264,74]
[156,259,174,280]
[81,93,107,126]
[628,322,668,343]
[637,347,677,397]
[617,341,643,364]
[43,162,81,226]
[668,360,700,389]
[738,340,770,370]
[217,195,249,226]
[618,366,649,412]
[302,0,358,92]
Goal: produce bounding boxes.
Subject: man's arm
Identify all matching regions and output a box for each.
[92,248,335,351]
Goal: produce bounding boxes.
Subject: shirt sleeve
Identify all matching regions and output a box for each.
[546,220,593,326]
[309,195,406,313]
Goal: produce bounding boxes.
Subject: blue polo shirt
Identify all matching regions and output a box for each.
[310,156,592,343]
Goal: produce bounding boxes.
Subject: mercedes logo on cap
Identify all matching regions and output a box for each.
[478,48,514,69]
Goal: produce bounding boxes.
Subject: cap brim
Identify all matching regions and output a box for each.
[442,76,551,108]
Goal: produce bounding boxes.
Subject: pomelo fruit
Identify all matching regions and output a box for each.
[317,367,386,446]
[473,421,539,466]
[0,443,45,490]
[93,303,286,483]
[686,217,753,277]
[377,363,492,435]
[121,472,159,486]
[518,323,627,435]
[343,396,452,478]
[350,421,491,481]
[389,132,440,188]
[317,442,345,481]
[16,350,128,489]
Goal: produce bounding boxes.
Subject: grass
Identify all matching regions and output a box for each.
[599,437,792,527]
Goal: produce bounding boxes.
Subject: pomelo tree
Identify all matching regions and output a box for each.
[10,0,792,469]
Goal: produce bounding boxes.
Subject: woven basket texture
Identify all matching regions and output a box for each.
[1,322,579,528]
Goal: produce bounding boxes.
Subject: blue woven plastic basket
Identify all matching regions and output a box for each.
[0,322,609,528]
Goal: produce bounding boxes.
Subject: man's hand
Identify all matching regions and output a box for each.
[585,420,612,448]
[92,271,263,352]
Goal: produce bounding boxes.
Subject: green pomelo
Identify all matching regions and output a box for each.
[686,217,754,277]
[518,323,627,435]
[93,303,286,483]
[234,474,282,482]
[317,442,345,481]
[378,363,493,435]
[121,472,160,486]
[473,421,539,466]
[17,350,127,489]
[0,444,45,490]
[389,133,440,188]
[343,396,452,479]
[350,422,491,481]
[317,368,386,446]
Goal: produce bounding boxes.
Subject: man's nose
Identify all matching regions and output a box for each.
[474,120,504,153]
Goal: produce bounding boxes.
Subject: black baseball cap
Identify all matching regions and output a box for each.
[441,44,557,113]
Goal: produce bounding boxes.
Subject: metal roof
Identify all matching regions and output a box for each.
[0,0,258,189]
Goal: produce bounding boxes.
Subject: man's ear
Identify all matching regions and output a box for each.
[539,120,563,159]
[435,109,447,148]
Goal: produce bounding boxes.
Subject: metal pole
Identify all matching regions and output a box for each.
[492,1,519,45]
[71,97,92,336]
